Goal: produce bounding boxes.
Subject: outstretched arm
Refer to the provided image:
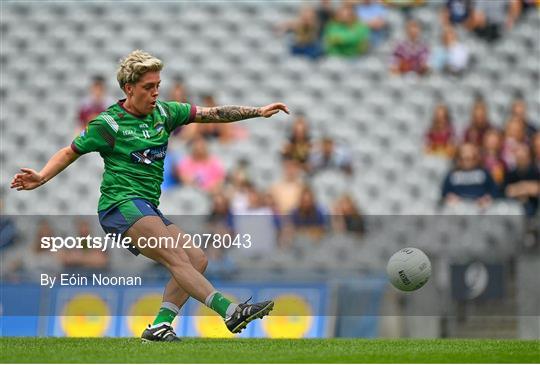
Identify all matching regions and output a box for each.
[194,102,289,123]
[10,146,79,191]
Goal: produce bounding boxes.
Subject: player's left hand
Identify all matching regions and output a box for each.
[259,103,290,118]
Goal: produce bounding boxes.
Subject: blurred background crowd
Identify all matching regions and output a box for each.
[1,0,539,339]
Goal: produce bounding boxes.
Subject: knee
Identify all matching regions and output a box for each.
[158,249,191,270]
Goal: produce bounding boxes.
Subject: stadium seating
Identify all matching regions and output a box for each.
[2,2,538,274]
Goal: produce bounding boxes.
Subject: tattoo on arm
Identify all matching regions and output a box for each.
[196,106,261,123]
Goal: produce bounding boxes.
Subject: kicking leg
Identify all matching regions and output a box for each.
[150,224,209,331]
[129,216,273,339]
[160,224,208,310]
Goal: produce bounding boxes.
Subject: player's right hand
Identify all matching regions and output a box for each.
[10,168,43,191]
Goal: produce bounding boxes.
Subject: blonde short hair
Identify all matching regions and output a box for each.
[116,50,163,90]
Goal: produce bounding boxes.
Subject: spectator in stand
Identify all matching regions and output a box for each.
[76,75,114,133]
[207,191,234,233]
[309,136,353,175]
[59,218,109,272]
[233,184,282,254]
[4,219,61,281]
[190,94,248,145]
[290,186,328,241]
[161,149,182,192]
[441,0,474,27]
[278,6,323,60]
[167,75,189,103]
[504,143,540,216]
[225,159,254,213]
[331,194,365,236]
[270,158,305,215]
[197,94,221,140]
[510,95,538,139]
[204,209,236,280]
[390,19,429,76]
[177,136,225,192]
[179,93,218,142]
[323,4,370,57]
[424,103,456,158]
[442,143,498,207]
[501,116,527,170]
[355,0,389,48]
[430,26,470,75]
[482,128,507,187]
[470,0,521,43]
[464,97,492,146]
[533,132,540,171]
[282,114,312,170]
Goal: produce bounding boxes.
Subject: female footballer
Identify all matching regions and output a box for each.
[11,50,289,341]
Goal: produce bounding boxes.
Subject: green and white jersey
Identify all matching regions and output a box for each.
[71,100,195,212]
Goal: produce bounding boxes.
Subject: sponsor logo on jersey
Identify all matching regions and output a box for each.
[130,143,167,165]
[122,129,135,136]
[139,123,149,129]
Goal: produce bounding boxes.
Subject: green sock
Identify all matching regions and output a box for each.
[152,302,179,326]
[205,291,236,318]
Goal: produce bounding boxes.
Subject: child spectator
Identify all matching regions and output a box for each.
[390,19,429,75]
[510,95,538,139]
[482,128,507,187]
[331,194,365,236]
[309,136,353,175]
[282,114,312,170]
[425,103,455,158]
[208,192,234,233]
[501,116,527,170]
[464,97,492,146]
[430,26,469,75]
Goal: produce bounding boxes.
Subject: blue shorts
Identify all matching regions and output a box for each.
[98,198,172,256]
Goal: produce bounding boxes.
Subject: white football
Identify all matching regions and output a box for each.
[386,248,431,292]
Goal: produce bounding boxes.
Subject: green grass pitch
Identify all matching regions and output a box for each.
[0,338,538,363]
